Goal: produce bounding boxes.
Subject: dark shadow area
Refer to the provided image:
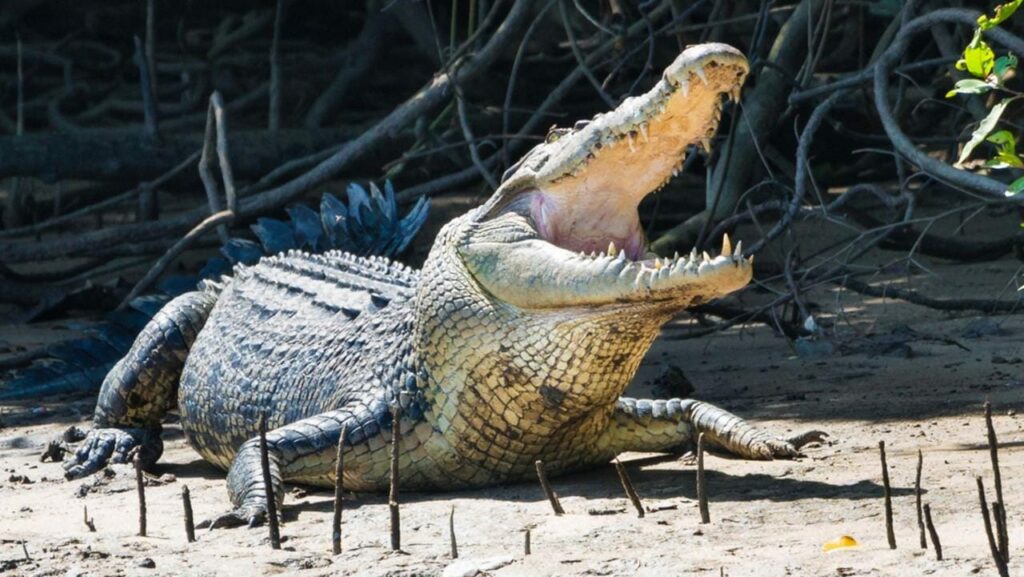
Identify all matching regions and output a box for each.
[154,457,224,482]
[282,457,904,521]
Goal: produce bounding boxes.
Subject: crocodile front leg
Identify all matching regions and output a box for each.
[201,402,393,528]
[598,397,826,459]
[64,291,217,478]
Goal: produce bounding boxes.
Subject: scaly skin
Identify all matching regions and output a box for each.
[62,44,825,528]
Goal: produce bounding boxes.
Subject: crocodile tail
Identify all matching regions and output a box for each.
[0,183,429,400]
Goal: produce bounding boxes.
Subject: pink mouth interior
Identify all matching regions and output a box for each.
[530,192,646,260]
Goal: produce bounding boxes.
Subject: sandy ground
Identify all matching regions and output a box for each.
[2,222,1024,576]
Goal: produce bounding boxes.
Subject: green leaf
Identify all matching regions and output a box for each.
[945,78,993,98]
[962,29,996,78]
[994,54,1019,81]
[985,153,1024,169]
[987,130,1018,161]
[1005,175,1024,196]
[979,0,1024,30]
[957,99,1011,167]
[988,130,1016,147]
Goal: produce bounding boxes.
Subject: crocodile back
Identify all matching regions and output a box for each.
[178,250,419,470]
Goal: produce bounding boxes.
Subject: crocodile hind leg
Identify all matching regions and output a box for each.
[199,402,395,529]
[64,291,218,478]
[596,397,826,460]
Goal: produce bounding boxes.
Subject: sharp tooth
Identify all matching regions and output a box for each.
[679,78,689,96]
[639,123,648,142]
[627,133,636,152]
[589,251,597,258]
[721,233,732,257]
[702,251,711,263]
[607,241,617,258]
[616,250,627,262]
[730,87,742,102]
[734,240,743,259]
[689,248,698,262]
[653,258,663,271]
[701,138,712,153]
[694,67,708,85]
[672,251,680,262]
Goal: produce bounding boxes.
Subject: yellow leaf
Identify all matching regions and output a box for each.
[823,535,859,552]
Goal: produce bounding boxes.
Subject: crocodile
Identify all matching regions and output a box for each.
[61,44,824,527]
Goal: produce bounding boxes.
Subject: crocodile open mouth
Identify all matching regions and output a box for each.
[526,44,748,262]
[460,45,753,310]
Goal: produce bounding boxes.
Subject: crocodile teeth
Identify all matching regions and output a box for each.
[627,133,636,152]
[694,67,708,85]
[700,138,712,153]
[639,123,649,142]
[690,248,698,263]
[702,251,711,263]
[679,78,689,96]
[607,241,618,258]
[721,233,732,257]
[730,86,742,102]
[734,240,743,259]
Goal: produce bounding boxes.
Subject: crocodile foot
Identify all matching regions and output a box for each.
[745,430,829,459]
[62,427,162,479]
[197,504,268,530]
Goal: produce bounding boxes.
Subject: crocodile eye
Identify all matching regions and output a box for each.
[545,125,571,143]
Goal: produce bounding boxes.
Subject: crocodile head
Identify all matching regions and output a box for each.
[455,43,752,311]
[416,44,752,447]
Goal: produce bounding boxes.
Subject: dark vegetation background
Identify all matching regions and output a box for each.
[1,0,1023,394]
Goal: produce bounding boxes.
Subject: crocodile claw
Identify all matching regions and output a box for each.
[197,504,268,530]
[754,430,829,459]
[62,427,161,479]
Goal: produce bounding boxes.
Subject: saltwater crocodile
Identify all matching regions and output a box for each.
[62,44,823,527]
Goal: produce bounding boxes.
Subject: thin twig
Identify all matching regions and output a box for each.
[259,412,281,550]
[182,485,196,543]
[977,477,1009,577]
[916,450,925,549]
[984,401,1008,562]
[535,460,565,515]
[449,505,458,559]
[145,0,157,107]
[389,403,402,551]
[697,432,710,524]
[879,440,895,549]
[557,0,615,108]
[613,458,645,518]
[199,95,229,244]
[268,0,283,131]
[116,210,235,310]
[83,505,96,532]
[332,428,345,555]
[211,92,238,214]
[455,94,498,190]
[15,35,23,137]
[923,504,942,561]
[134,451,147,537]
[133,36,159,139]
